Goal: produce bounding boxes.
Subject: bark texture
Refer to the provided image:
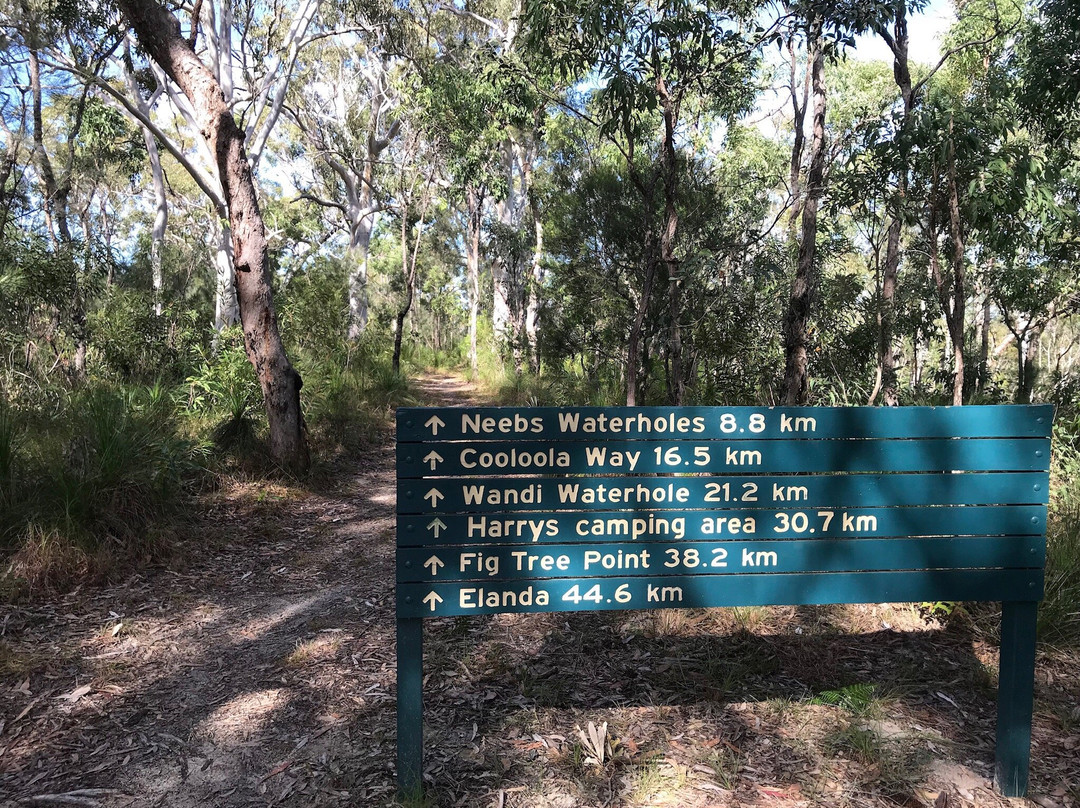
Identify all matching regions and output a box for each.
[465,187,483,374]
[124,51,169,315]
[656,72,685,406]
[782,19,826,406]
[874,3,914,406]
[119,0,308,470]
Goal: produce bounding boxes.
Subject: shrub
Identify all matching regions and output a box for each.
[1,383,203,596]
[185,328,261,451]
[1040,503,1080,646]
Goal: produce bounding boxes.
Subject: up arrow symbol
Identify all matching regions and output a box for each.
[423,591,443,612]
[424,415,446,436]
[424,488,444,507]
[423,450,444,470]
[426,518,447,538]
[424,555,445,575]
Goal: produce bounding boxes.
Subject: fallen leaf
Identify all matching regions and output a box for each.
[1033,797,1061,808]
[258,759,293,784]
[61,684,92,702]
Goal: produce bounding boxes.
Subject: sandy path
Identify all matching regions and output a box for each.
[0,373,473,808]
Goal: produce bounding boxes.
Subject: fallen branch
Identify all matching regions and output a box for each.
[18,789,120,807]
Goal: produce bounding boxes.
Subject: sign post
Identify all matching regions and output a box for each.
[395,405,1051,797]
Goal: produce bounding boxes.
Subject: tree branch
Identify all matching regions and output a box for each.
[433,3,504,36]
[292,191,345,212]
[911,29,1012,102]
[40,55,227,214]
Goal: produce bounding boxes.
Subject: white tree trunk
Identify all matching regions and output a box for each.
[149,158,167,315]
[346,217,374,340]
[467,187,482,373]
[212,216,239,331]
[525,198,544,372]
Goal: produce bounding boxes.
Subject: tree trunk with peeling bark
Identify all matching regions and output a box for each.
[656,72,684,406]
[465,186,483,374]
[873,4,914,406]
[118,0,308,471]
[782,18,826,406]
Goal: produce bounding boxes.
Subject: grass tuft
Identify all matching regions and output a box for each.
[1,383,202,597]
[1039,503,1080,646]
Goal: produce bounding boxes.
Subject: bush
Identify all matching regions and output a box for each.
[0,395,15,505]
[1,383,203,596]
[1040,503,1080,646]
[90,291,202,383]
[185,328,261,451]
[297,339,418,455]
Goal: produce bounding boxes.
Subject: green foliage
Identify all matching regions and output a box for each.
[1016,0,1080,143]
[90,291,202,383]
[1040,497,1080,646]
[0,382,204,595]
[812,683,880,717]
[525,0,762,141]
[822,723,882,764]
[185,329,260,450]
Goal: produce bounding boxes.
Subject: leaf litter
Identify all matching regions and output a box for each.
[0,374,1077,808]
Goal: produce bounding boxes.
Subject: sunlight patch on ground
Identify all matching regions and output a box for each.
[199,688,290,743]
[284,634,342,667]
[229,592,337,645]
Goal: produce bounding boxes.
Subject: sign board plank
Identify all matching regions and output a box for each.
[396,438,1050,477]
[397,568,1044,617]
[397,536,1045,582]
[397,476,1050,513]
[398,505,1046,547]
[397,405,1054,442]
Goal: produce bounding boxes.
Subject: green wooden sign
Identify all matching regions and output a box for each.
[398,569,1043,617]
[396,437,1049,476]
[398,505,1046,546]
[394,405,1053,800]
[397,536,1045,585]
[397,474,1049,512]
[397,405,1051,441]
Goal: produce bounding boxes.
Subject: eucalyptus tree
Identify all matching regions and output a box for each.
[895,0,1050,406]
[861,0,1023,404]
[287,2,407,341]
[525,0,770,404]
[1016,0,1080,146]
[414,54,495,373]
[440,0,548,371]
[117,0,308,471]
[389,124,440,373]
[47,0,321,332]
[779,1,829,405]
[0,0,125,377]
[401,0,548,373]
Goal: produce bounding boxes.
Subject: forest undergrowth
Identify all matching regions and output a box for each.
[0,367,1079,808]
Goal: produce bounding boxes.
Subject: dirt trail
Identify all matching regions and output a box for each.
[0,373,473,808]
[2,374,1078,808]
